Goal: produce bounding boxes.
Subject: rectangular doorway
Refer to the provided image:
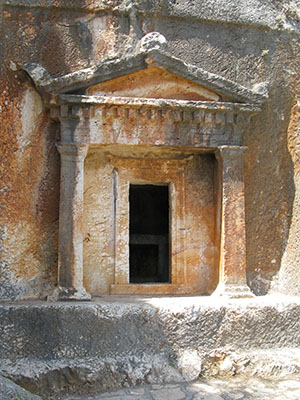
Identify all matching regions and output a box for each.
[129,184,170,283]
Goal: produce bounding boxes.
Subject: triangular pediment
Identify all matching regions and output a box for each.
[24,32,268,106]
[86,66,221,102]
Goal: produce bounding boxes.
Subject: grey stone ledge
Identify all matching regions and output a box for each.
[55,95,261,114]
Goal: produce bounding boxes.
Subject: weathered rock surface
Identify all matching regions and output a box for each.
[50,374,300,400]
[0,374,41,400]
[1,295,300,395]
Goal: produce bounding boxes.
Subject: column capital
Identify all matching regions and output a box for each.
[56,143,88,159]
[215,145,248,162]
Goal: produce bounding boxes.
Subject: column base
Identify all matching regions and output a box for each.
[47,286,91,301]
[212,283,255,298]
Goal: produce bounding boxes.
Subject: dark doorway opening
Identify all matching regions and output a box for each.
[129,184,169,283]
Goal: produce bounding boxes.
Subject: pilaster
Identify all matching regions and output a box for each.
[213,145,254,298]
[54,143,91,301]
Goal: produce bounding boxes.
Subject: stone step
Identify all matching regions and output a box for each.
[50,374,300,400]
[1,294,300,396]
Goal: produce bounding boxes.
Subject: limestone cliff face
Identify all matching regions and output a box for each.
[0,0,300,299]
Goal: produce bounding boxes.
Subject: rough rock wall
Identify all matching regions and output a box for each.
[0,0,300,299]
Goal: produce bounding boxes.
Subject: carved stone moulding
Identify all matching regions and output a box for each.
[50,95,259,149]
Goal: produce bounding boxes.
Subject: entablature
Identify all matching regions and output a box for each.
[49,94,260,148]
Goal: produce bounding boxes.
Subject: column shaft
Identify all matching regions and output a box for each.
[214,145,254,298]
[56,143,91,300]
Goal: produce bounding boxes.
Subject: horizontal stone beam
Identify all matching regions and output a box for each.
[55,94,261,113]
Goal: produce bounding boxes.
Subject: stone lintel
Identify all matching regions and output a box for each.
[55,142,91,301]
[214,145,254,298]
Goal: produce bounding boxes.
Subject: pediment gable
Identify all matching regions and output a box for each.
[87,66,221,102]
[24,32,268,106]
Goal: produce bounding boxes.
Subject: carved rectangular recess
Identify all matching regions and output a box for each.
[129,184,170,284]
[110,157,189,294]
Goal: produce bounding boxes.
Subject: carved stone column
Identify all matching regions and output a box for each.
[214,145,254,298]
[55,143,91,300]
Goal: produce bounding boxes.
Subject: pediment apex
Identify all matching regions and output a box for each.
[24,33,268,106]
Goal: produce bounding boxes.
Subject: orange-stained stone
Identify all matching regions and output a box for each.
[87,66,221,102]
[213,146,254,298]
[83,150,217,295]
